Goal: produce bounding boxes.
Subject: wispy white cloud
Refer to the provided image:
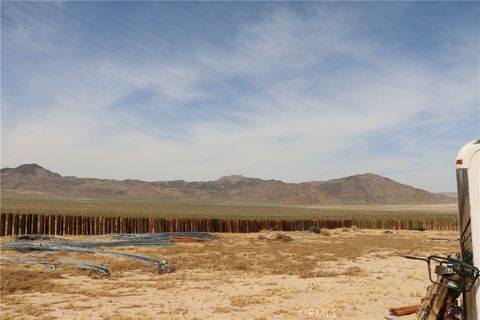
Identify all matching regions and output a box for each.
[2,3,478,191]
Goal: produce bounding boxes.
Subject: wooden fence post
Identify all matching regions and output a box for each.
[13,214,20,235]
[0,213,6,236]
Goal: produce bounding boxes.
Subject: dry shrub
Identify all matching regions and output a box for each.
[232,260,250,271]
[320,229,332,236]
[230,294,267,307]
[257,232,293,242]
[344,266,363,276]
[299,266,364,278]
[299,270,340,278]
[213,306,232,313]
[1,265,63,295]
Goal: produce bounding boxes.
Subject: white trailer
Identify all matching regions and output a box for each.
[456,139,480,319]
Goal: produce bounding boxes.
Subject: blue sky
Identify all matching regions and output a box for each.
[1,2,479,192]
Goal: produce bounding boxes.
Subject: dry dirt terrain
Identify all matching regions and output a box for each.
[0,229,459,320]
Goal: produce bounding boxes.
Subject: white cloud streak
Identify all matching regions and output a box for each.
[2,4,478,192]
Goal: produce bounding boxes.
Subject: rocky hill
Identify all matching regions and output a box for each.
[1,164,453,205]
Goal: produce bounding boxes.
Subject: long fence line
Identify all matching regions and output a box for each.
[0,213,458,236]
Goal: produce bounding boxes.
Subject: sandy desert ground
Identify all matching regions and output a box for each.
[0,229,459,320]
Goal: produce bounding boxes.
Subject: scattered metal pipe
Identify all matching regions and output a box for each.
[110,232,218,241]
[12,232,216,248]
[1,232,217,275]
[0,256,112,275]
[57,258,111,276]
[1,243,174,274]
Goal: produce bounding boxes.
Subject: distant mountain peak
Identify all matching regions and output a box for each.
[343,173,382,179]
[358,172,380,177]
[2,163,61,178]
[216,175,252,183]
[17,163,44,171]
[328,173,396,183]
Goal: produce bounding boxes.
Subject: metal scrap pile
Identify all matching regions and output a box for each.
[1,232,218,276]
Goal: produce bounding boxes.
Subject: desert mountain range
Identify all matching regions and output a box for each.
[1,164,454,205]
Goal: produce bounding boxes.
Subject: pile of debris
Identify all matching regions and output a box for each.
[13,232,218,247]
[257,231,293,242]
[1,232,218,276]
